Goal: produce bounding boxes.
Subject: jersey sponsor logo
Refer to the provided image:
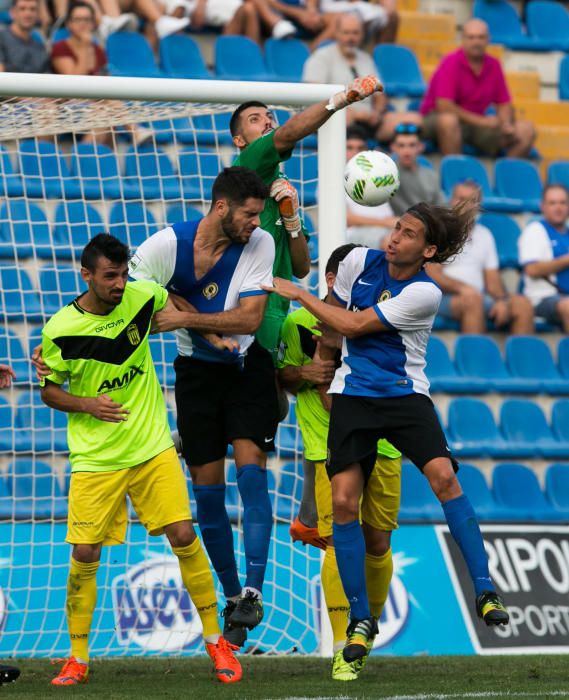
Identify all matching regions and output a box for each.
[128,254,141,272]
[95,319,125,333]
[127,323,141,346]
[112,556,202,651]
[97,363,144,394]
[357,280,373,286]
[202,282,219,301]
[378,290,392,302]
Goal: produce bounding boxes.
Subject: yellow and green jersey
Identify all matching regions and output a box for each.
[278,306,401,462]
[234,130,309,357]
[40,279,173,473]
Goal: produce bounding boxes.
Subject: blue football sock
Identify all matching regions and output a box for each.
[442,494,494,596]
[332,519,370,621]
[237,464,273,593]
[193,484,242,599]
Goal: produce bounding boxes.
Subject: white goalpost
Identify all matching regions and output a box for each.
[0,73,345,659]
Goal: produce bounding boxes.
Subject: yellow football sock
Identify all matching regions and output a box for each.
[365,549,393,619]
[66,558,99,663]
[173,538,220,641]
[321,546,350,651]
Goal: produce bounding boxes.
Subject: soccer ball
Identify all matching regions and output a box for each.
[344,150,400,206]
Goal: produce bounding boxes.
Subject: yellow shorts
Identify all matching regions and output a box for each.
[315,455,401,538]
[66,447,192,545]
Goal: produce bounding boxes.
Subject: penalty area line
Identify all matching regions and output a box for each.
[284,693,569,700]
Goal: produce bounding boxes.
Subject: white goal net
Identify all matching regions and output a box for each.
[0,74,345,659]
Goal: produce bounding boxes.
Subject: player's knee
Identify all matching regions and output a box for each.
[72,543,102,563]
[363,526,391,557]
[424,463,461,502]
[332,494,359,523]
[166,520,196,548]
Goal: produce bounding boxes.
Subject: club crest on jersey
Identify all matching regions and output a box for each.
[378,290,392,303]
[202,282,219,300]
[127,323,140,346]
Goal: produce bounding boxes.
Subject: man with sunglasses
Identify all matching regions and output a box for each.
[389,123,445,216]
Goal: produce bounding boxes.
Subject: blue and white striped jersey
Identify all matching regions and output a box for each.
[330,247,441,398]
[129,218,275,363]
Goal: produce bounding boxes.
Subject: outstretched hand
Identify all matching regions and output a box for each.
[328,75,383,112]
[262,277,302,301]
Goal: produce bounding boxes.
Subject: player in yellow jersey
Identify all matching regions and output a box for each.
[278,244,401,681]
[39,234,241,686]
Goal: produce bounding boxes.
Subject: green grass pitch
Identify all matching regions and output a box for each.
[1,655,568,698]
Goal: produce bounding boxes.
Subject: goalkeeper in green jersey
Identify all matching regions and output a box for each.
[277,244,401,682]
[231,74,383,362]
[38,234,241,687]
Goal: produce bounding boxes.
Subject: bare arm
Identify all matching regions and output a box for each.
[484,268,508,299]
[40,380,130,423]
[264,278,385,337]
[496,102,515,127]
[288,234,310,279]
[435,98,499,129]
[347,209,397,228]
[152,294,268,335]
[525,255,569,278]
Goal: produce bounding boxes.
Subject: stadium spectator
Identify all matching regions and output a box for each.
[302,12,420,143]
[265,199,509,663]
[160,0,263,43]
[230,72,381,361]
[51,2,107,76]
[129,167,278,650]
[278,243,401,681]
[389,123,444,216]
[0,0,50,74]
[39,233,241,687]
[420,18,535,157]
[261,0,337,49]
[319,0,398,43]
[345,125,397,248]
[242,0,299,39]
[519,184,569,331]
[427,181,534,334]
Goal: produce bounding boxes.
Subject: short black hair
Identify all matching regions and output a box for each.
[407,201,476,264]
[325,243,361,275]
[66,1,96,23]
[211,166,269,207]
[230,101,269,137]
[12,0,38,8]
[346,125,369,143]
[81,233,130,272]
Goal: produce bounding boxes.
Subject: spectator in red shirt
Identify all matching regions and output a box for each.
[420,18,535,157]
[51,2,107,76]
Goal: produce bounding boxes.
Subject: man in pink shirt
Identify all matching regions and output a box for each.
[420,18,535,157]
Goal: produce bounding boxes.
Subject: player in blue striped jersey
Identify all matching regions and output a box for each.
[265,200,509,665]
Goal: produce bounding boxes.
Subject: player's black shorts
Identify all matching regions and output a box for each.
[327,393,458,479]
[174,341,279,467]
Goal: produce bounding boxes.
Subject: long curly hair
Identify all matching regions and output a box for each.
[406,199,477,264]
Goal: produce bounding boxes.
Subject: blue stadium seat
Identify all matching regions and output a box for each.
[159,34,212,79]
[0,200,51,259]
[426,336,487,393]
[505,336,568,394]
[70,143,140,200]
[477,213,521,269]
[15,391,68,453]
[214,36,273,81]
[526,1,569,51]
[560,55,569,101]
[179,148,224,200]
[454,335,530,393]
[544,463,569,516]
[124,145,182,200]
[0,264,43,322]
[284,152,318,206]
[275,461,302,522]
[38,264,83,317]
[17,140,80,199]
[167,204,203,226]
[185,112,234,147]
[149,334,177,387]
[492,463,559,521]
[0,329,29,385]
[0,144,23,197]
[447,398,514,458]
[0,396,15,451]
[547,160,569,189]
[107,31,166,78]
[557,337,569,379]
[399,463,441,521]
[500,399,569,459]
[109,202,157,249]
[6,458,67,520]
[473,0,554,50]
[440,156,521,212]
[372,45,426,97]
[52,201,106,261]
[551,400,569,444]
[265,38,309,82]
[494,159,542,213]
[457,464,509,521]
